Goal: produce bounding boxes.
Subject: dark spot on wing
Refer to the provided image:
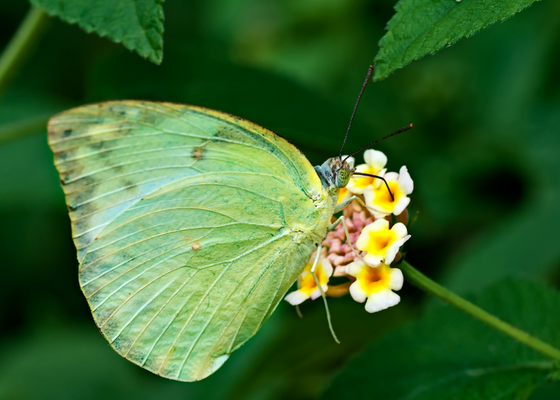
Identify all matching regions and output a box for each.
[123,180,137,190]
[79,176,96,187]
[63,129,73,137]
[88,141,106,151]
[192,147,204,159]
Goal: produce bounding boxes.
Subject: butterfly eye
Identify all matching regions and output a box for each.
[337,168,351,188]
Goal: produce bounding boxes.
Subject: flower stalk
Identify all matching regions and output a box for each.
[0,6,49,98]
[400,260,560,360]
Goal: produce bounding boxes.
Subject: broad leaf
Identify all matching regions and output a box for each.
[374,0,542,80]
[322,278,560,399]
[30,0,164,64]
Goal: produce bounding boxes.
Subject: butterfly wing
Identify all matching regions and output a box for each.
[48,101,333,381]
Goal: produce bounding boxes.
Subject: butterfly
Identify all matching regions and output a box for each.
[47,67,411,382]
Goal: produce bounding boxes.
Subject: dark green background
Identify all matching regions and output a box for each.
[1,0,559,399]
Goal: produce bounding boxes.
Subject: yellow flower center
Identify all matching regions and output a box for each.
[373,181,401,210]
[337,186,348,204]
[299,262,328,295]
[351,167,377,190]
[358,264,391,294]
[364,228,396,254]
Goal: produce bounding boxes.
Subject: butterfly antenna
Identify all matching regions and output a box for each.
[341,123,414,165]
[338,65,374,160]
[353,172,395,201]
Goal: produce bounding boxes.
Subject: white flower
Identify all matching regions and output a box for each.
[284,253,333,305]
[356,219,410,266]
[347,149,387,195]
[347,260,403,313]
[363,165,413,217]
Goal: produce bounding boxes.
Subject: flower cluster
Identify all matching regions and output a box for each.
[285,149,414,313]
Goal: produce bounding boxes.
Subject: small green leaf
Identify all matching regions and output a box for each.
[322,278,560,400]
[374,0,541,80]
[29,0,164,64]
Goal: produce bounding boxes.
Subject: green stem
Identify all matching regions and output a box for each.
[0,6,49,97]
[400,260,560,360]
[0,113,51,145]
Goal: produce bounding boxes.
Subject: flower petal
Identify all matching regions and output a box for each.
[383,246,399,265]
[391,222,409,239]
[383,171,399,182]
[363,253,383,266]
[321,258,334,278]
[398,166,414,194]
[363,185,375,208]
[392,197,411,216]
[310,285,328,300]
[357,219,389,249]
[349,281,367,303]
[365,289,400,313]
[284,290,309,305]
[389,268,404,291]
[364,149,387,170]
[347,260,366,277]
[372,168,387,188]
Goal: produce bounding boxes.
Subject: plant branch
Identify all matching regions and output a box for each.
[0,113,51,145]
[400,260,560,360]
[0,6,49,98]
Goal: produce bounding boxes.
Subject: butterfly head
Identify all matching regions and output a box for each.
[315,157,354,192]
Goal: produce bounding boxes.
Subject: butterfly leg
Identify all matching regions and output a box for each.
[329,215,371,267]
[309,244,340,344]
[333,195,373,214]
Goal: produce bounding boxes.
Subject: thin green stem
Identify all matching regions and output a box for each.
[0,6,49,97]
[401,260,560,360]
[0,113,51,145]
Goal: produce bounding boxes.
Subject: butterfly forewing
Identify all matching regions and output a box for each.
[48,101,333,381]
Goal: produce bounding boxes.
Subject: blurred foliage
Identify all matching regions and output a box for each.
[1,0,560,399]
[323,278,560,400]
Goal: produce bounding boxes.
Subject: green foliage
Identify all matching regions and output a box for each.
[439,198,560,295]
[29,0,164,63]
[374,0,542,80]
[322,278,560,399]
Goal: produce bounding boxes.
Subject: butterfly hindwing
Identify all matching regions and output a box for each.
[48,101,333,381]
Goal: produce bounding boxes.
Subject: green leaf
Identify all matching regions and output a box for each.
[322,279,560,400]
[374,0,542,80]
[29,0,164,64]
[551,370,560,381]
